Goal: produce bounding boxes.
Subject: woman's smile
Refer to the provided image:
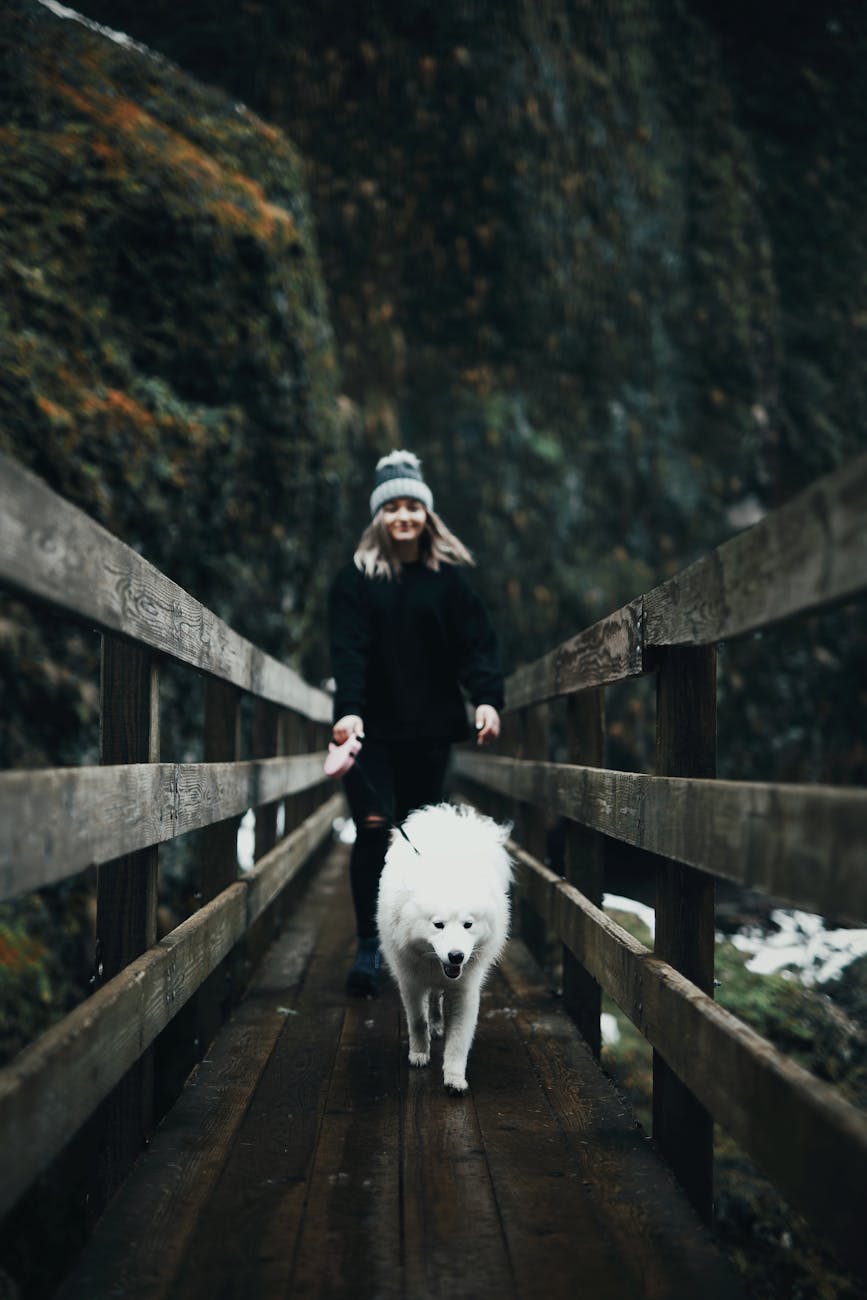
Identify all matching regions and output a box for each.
[383,498,427,551]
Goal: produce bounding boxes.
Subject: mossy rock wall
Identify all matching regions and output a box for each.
[0,0,351,766]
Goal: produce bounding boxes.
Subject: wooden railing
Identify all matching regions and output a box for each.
[3,449,867,1281]
[0,453,341,1220]
[454,451,867,1279]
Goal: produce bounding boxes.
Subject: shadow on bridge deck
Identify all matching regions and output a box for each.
[58,841,742,1300]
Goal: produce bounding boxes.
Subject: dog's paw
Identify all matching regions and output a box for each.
[408,1050,430,1068]
[443,1072,468,1094]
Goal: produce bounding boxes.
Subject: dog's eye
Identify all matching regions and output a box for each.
[463,920,473,929]
[433,920,445,930]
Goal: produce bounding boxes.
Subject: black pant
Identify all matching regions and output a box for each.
[343,738,451,940]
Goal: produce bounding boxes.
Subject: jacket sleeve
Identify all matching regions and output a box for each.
[452,572,505,711]
[328,565,371,721]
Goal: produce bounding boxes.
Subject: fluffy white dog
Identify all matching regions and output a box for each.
[376,802,513,1094]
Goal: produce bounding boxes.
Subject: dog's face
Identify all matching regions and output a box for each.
[422,908,492,980]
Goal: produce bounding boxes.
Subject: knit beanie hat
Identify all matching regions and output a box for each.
[369,450,434,517]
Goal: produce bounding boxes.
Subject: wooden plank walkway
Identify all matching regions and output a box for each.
[58,841,743,1300]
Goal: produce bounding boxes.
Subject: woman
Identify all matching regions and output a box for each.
[329,450,503,994]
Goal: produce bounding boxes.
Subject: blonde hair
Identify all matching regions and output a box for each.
[354,506,475,579]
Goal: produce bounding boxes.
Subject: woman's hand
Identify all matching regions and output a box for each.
[475,705,501,746]
[333,714,364,744]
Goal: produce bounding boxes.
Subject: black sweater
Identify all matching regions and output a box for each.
[328,560,504,742]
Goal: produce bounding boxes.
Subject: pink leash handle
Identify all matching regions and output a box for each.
[323,734,363,778]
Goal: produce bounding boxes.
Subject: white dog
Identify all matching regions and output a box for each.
[376,802,513,1094]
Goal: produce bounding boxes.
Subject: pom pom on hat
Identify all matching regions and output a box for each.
[369,450,434,517]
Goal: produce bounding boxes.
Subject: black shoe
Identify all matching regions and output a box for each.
[346,937,381,996]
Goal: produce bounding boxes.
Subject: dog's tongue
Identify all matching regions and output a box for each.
[443,963,462,980]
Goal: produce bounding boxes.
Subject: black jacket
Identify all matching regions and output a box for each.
[328,560,504,742]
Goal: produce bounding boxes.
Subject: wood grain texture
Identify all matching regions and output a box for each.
[0,753,329,899]
[470,978,631,1300]
[0,453,331,721]
[516,850,867,1279]
[401,1057,515,1300]
[645,451,867,645]
[453,752,867,923]
[505,597,645,710]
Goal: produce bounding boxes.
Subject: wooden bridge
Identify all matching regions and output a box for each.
[1,450,866,1298]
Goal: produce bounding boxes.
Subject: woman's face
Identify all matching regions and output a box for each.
[382,497,427,548]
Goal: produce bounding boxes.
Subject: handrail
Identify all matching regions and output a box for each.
[455,450,867,1278]
[0,753,328,900]
[0,456,340,1229]
[505,451,867,709]
[0,453,332,722]
[454,752,867,924]
[3,451,866,1280]
[512,846,867,1275]
[0,794,341,1220]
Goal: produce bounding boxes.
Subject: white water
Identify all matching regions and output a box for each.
[729,909,867,985]
[604,892,867,987]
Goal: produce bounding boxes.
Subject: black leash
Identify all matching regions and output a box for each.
[351,753,421,856]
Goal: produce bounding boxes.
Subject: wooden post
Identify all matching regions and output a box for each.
[247,699,281,969]
[95,635,160,1197]
[562,690,605,1057]
[253,699,280,861]
[195,678,242,1049]
[653,645,716,1222]
[283,711,304,837]
[519,704,549,968]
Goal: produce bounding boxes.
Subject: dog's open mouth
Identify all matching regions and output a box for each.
[443,962,463,980]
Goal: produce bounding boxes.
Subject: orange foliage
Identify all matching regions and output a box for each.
[79,387,155,426]
[36,395,72,423]
[0,933,47,973]
[46,75,299,246]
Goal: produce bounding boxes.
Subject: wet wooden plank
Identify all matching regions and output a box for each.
[496,943,742,1299]
[56,848,346,1300]
[401,1025,516,1300]
[470,975,633,1300]
[287,988,403,1298]
[168,863,353,1300]
[54,843,748,1300]
[0,453,332,721]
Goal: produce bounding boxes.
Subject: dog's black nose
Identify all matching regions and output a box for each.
[448,951,464,965]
